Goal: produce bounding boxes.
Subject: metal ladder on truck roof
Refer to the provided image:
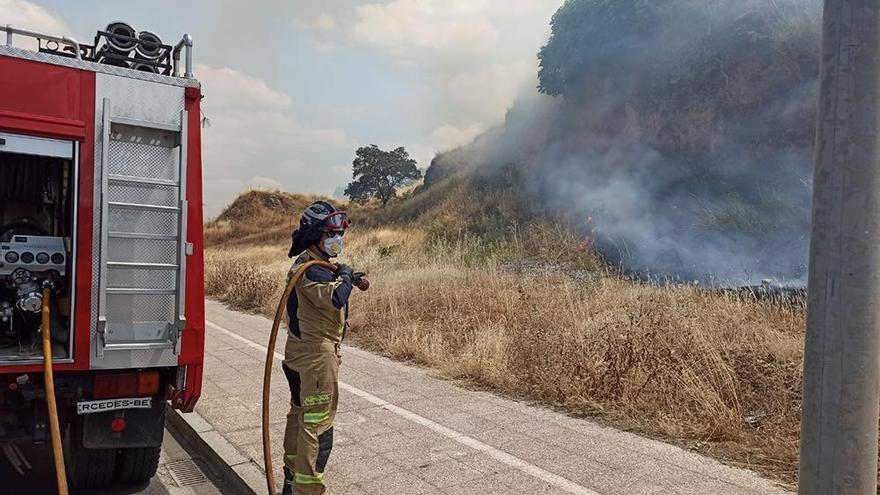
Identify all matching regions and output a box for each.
[96,98,189,358]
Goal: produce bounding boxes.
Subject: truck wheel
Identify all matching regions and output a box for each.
[64,421,117,489]
[116,446,161,483]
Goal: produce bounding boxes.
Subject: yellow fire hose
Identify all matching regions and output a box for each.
[262,260,336,495]
[42,288,68,495]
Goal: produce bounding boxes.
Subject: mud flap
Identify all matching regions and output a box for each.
[81,396,165,448]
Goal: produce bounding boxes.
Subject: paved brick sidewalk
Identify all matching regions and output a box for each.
[194,299,792,495]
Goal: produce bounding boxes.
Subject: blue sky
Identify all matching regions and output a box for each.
[2,0,562,216]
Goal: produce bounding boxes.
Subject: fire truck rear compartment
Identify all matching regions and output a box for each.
[0,150,74,362]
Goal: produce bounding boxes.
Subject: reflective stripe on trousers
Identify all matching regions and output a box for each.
[282,348,340,495]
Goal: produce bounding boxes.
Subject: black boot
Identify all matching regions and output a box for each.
[281,466,294,495]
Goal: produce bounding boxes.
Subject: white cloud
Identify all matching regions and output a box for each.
[198,64,348,160]
[0,0,67,32]
[348,0,560,156]
[249,176,284,190]
[350,0,560,53]
[351,0,500,52]
[0,0,68,50]
[430,123,485,151]
[311,13,338,31]
[197,64,352,215]
[444,60,535,122]
[196,65,292,109]
[293,12,338,32]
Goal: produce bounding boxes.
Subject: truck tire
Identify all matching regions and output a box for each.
[116,401,165,483]
[64,420,117,489]
[116,446,161,483]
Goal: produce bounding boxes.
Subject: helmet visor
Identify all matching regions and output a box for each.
[324,211,350,232]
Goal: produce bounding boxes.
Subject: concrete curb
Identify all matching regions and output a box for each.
[165,405,266,495]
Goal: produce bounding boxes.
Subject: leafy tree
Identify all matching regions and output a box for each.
[537,0,801,98]
[537,0,704,97]
[344,145,421,206]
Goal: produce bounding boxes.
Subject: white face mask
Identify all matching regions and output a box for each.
[323,234,344,257]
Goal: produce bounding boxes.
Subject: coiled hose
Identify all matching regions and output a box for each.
[262,260,336,495]
[42,288,68,495]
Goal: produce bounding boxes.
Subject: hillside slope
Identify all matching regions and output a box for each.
[205,190,336,248]
[204,185,805,486]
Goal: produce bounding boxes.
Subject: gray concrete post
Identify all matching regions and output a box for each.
[799,1,880,493]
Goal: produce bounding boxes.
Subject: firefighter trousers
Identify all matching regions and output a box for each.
[282,341,340,495]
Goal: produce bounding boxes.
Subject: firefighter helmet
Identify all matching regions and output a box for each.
[288,201,349,257]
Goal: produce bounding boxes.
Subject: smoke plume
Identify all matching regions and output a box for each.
[427,0,822,285]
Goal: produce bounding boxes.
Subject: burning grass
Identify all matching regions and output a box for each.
[204,226,804,486]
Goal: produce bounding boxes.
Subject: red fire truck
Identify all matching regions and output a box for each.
[0,23,204,488]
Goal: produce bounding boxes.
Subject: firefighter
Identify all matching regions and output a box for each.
[281,201,368,495]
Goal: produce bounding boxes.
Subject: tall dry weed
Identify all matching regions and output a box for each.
[205,230,804,483]
[347,266,804,480]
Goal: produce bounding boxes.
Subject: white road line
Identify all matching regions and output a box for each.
[205,319,600,495]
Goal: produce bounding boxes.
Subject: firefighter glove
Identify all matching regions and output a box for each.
[335,264,354,283]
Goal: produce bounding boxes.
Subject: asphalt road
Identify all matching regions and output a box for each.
[199,299,792,495]
[2,426,230,495]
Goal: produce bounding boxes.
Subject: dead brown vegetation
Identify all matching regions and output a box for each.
[205,189,339,248]
[205,199,804,486]
[348,265,804,484]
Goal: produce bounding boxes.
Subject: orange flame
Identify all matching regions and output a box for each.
[578,216,598,252]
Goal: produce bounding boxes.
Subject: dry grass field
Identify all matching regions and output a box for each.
[205,194,806,485]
